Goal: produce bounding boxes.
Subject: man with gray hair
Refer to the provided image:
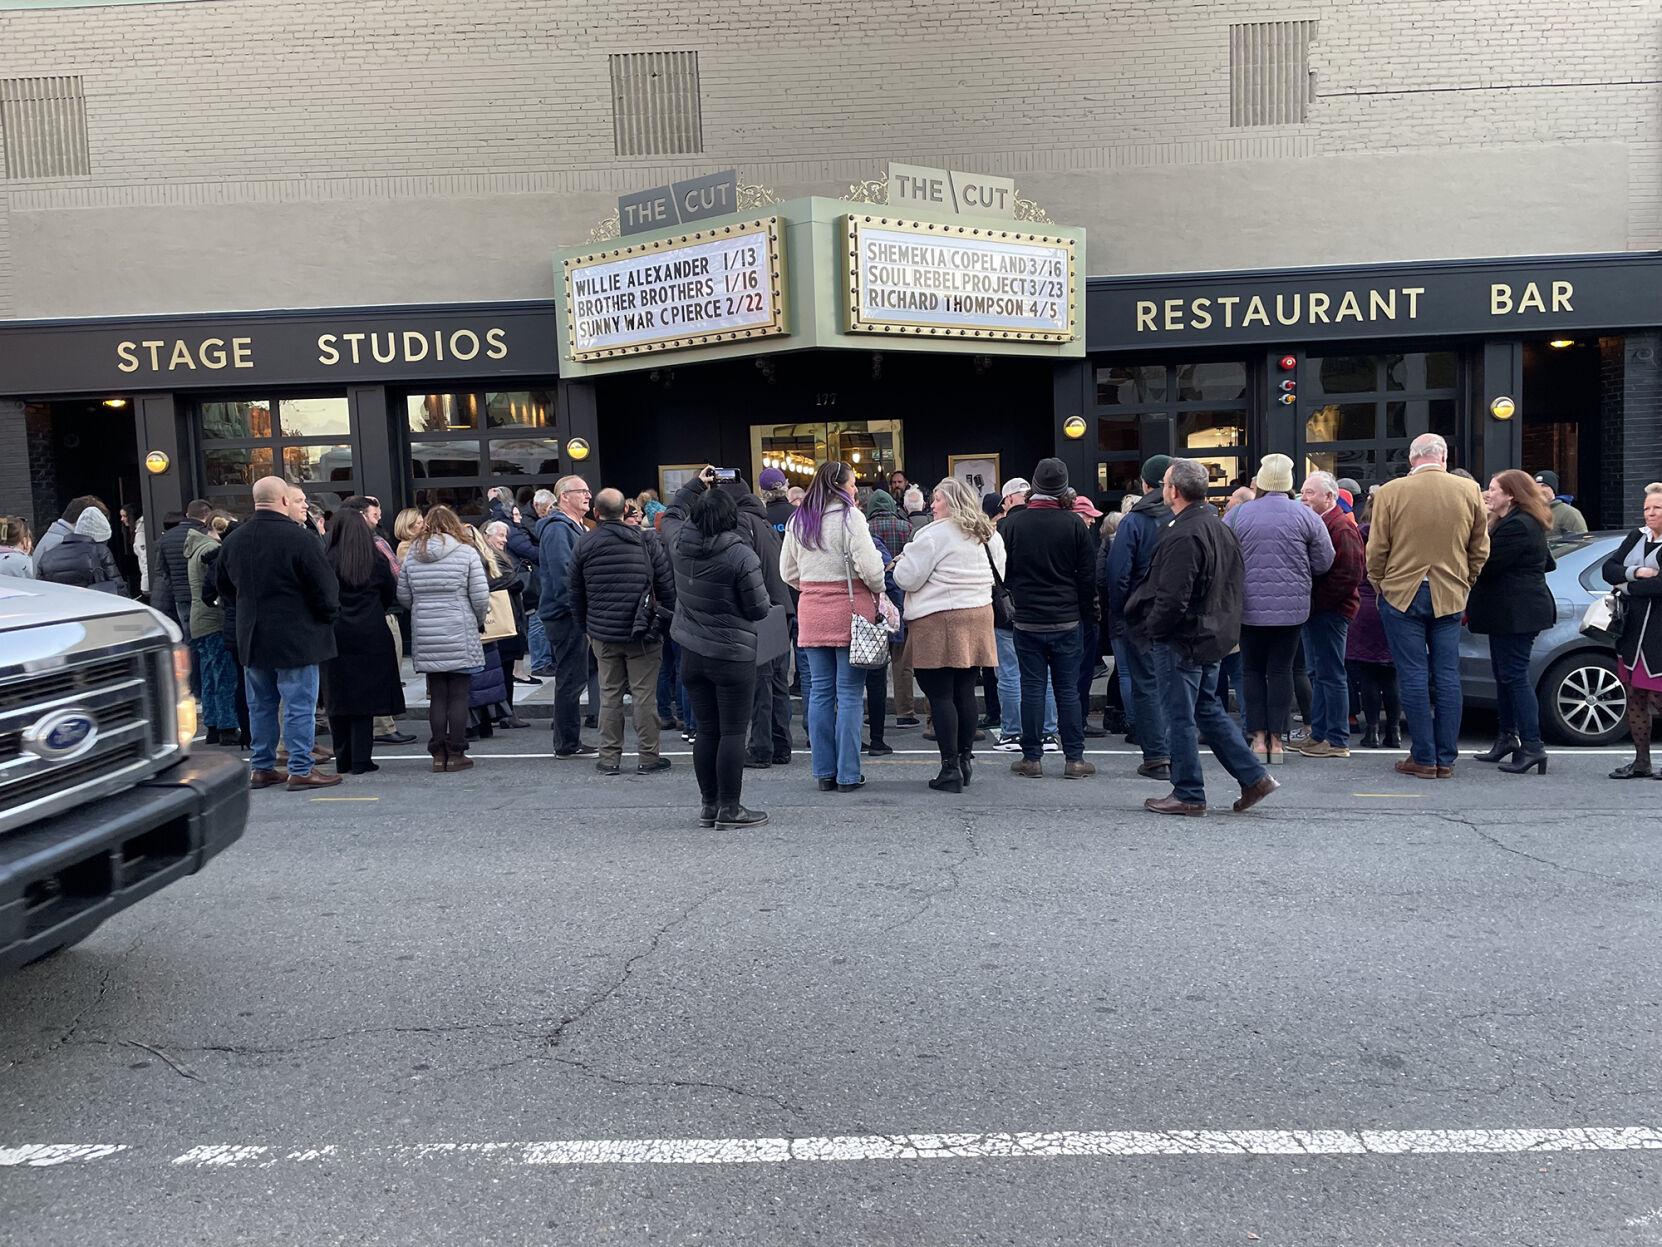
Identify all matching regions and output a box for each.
[1298,470,1366,757]
[1365,433,1489,778]
[536,474,598,757]
[1124,458,1275,816]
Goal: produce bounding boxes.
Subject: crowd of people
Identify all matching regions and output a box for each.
[5,439,1661,818]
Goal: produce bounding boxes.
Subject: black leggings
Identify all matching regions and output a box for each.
[865,664,888,747]
[425,672,470,757]
[328,714,374,773]
[916,666,979,761]
[680,649,756,807]
[1349,660,1401,736]
[1239,624,1301,736]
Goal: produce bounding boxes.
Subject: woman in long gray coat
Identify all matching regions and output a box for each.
[397,505,489,772]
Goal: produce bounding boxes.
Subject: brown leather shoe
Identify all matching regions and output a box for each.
[445,754,475,772]
[311,746,335,763]
[248,769,282,790]
[1436,765,1454,779]
[1393,759,1439,779]
[1232,774,1280,813]
[1063,759,1096,779]
[286,770,343,790]
[1011,758,1043,778]
[1144,794,1206,817]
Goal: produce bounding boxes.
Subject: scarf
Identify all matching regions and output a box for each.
[1028,496,1064,511]
[1623,528,1662,578]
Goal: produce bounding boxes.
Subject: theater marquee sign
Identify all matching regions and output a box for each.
[843,216,1079,343]
[561,217,787,362]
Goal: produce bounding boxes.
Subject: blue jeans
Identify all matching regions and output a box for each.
[192,632,239,731]
[245,664,320,777]
[657,637,679,718]
[527,612,551,671]
[1111,632,1136,727]
[1220,650,1246,729]
[1376,582,1463,766]
[1076,619,1099,714]
[996,628,1055,739]
[1488,631,1541,747]
[1156,647,1267,805]
[543,614,588,752]
[804,646,864,784]
[1303,609,1352,747]
[1015,627,1084,761]
[1117,634,1170,763]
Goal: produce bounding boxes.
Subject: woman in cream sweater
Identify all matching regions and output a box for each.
[892,477,1006,793]
[781,460,887,792]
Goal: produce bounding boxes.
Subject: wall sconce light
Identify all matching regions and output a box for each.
[1062,416,1087,440]
[565,437,591,461]
[1489,396,1516,421]
[143,450,170,474]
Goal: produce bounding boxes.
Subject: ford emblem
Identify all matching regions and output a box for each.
[23,708,99,763]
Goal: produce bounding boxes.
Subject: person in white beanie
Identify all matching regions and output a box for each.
[34,504,127,593]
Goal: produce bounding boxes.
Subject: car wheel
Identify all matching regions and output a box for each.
[1539,652,1628,746]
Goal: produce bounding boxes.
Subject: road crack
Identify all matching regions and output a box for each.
[878,818,983,934]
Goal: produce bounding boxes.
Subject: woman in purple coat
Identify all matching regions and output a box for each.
[1224,454,1334,764]
[1347,505,1401,749]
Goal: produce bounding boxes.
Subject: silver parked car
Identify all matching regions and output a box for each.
[1459,532,1628,746]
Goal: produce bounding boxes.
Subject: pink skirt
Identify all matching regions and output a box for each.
[797,580,879,649]
[1619,656,1662,693]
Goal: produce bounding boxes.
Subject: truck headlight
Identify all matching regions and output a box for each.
[173,644,197,751]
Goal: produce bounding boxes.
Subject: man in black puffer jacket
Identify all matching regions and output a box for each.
[998,457,1097,777]
[570,488,676,776]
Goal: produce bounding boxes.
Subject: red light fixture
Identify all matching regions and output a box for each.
[1279,379,1297,393]
[1279,354,1297,371]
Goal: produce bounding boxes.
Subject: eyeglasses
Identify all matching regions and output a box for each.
[561,487,591,496]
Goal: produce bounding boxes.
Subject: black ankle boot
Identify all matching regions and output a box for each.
[1499,744,1548,775]
[715,804,768,828]
[1360,724,1380,750]
[1474,733,1520,763]
[204,727,221,745]
[928,759,963,793]
[1383,722,1402,749]
[958,751,974,786]
[699,803,716,828]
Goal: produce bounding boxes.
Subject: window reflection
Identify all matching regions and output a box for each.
[407,393,478,433]
[279,397,349,438]
[204,446,273,487]
[486,391,553,429]
[1097,418,1139,455]
[1306,403,1377,442]
[489,439,563,475]
[1318,356,1377,394]
[1095,365,1166,406]
[1175,362,1246,403]
[284,444,354,483]
[410,441,481,478]
[200,401,273,440]
[1177,409,1244,453]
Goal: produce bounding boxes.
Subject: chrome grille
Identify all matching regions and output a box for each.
[0,641,175,832]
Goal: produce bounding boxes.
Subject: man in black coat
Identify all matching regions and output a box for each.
[155,498,212,696]
[215,476,342,791]
[1125,458,1276,818]
[570,488,676,776]
[998,457,1097,778]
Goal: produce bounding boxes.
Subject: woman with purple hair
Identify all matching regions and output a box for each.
[781,461,887,791]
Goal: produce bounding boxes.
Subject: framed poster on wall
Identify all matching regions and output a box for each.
[947,453,1001,499]
[659,463,703,498]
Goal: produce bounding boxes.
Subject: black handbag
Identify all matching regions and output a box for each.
[986,542,1013,630]
[631,537,663,644]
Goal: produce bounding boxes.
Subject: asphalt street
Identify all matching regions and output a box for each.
[3,731,1660,1245]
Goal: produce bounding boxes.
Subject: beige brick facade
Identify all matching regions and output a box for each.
[0,0,1657,317]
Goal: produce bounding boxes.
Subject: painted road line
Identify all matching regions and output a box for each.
[309,796,380,802]
[7,1127,1662,1169]
[1353,793,1420,799]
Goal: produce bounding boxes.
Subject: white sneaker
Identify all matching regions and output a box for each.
[1042,734,1061,754]
[994,735,1023,753]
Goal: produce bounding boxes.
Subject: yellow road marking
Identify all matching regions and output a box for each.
[310,796,381,802]
[1352,793,1417,799]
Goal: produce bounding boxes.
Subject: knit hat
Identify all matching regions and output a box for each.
[1140,454,1173,488]
[981,492,1003,518]
[1031,457,1069,496]
[1254,453,1295,494]
[758,467,787,490]
[1000,477,1031,500]
[1533,470,1559,492]
[73,507,112,542]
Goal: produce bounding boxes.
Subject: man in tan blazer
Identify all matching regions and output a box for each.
[1366,433,1490,779]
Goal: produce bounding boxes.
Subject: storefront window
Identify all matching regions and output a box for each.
[195,394,359,516]
[1301,351,1461,487]
[403,389,559,518]
[1090,358,1250,499]
[747,420,903,490]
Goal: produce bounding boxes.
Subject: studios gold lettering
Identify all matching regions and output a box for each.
[1135,288,1427,334]
[116,337,255,373]
[315,327,508,366]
